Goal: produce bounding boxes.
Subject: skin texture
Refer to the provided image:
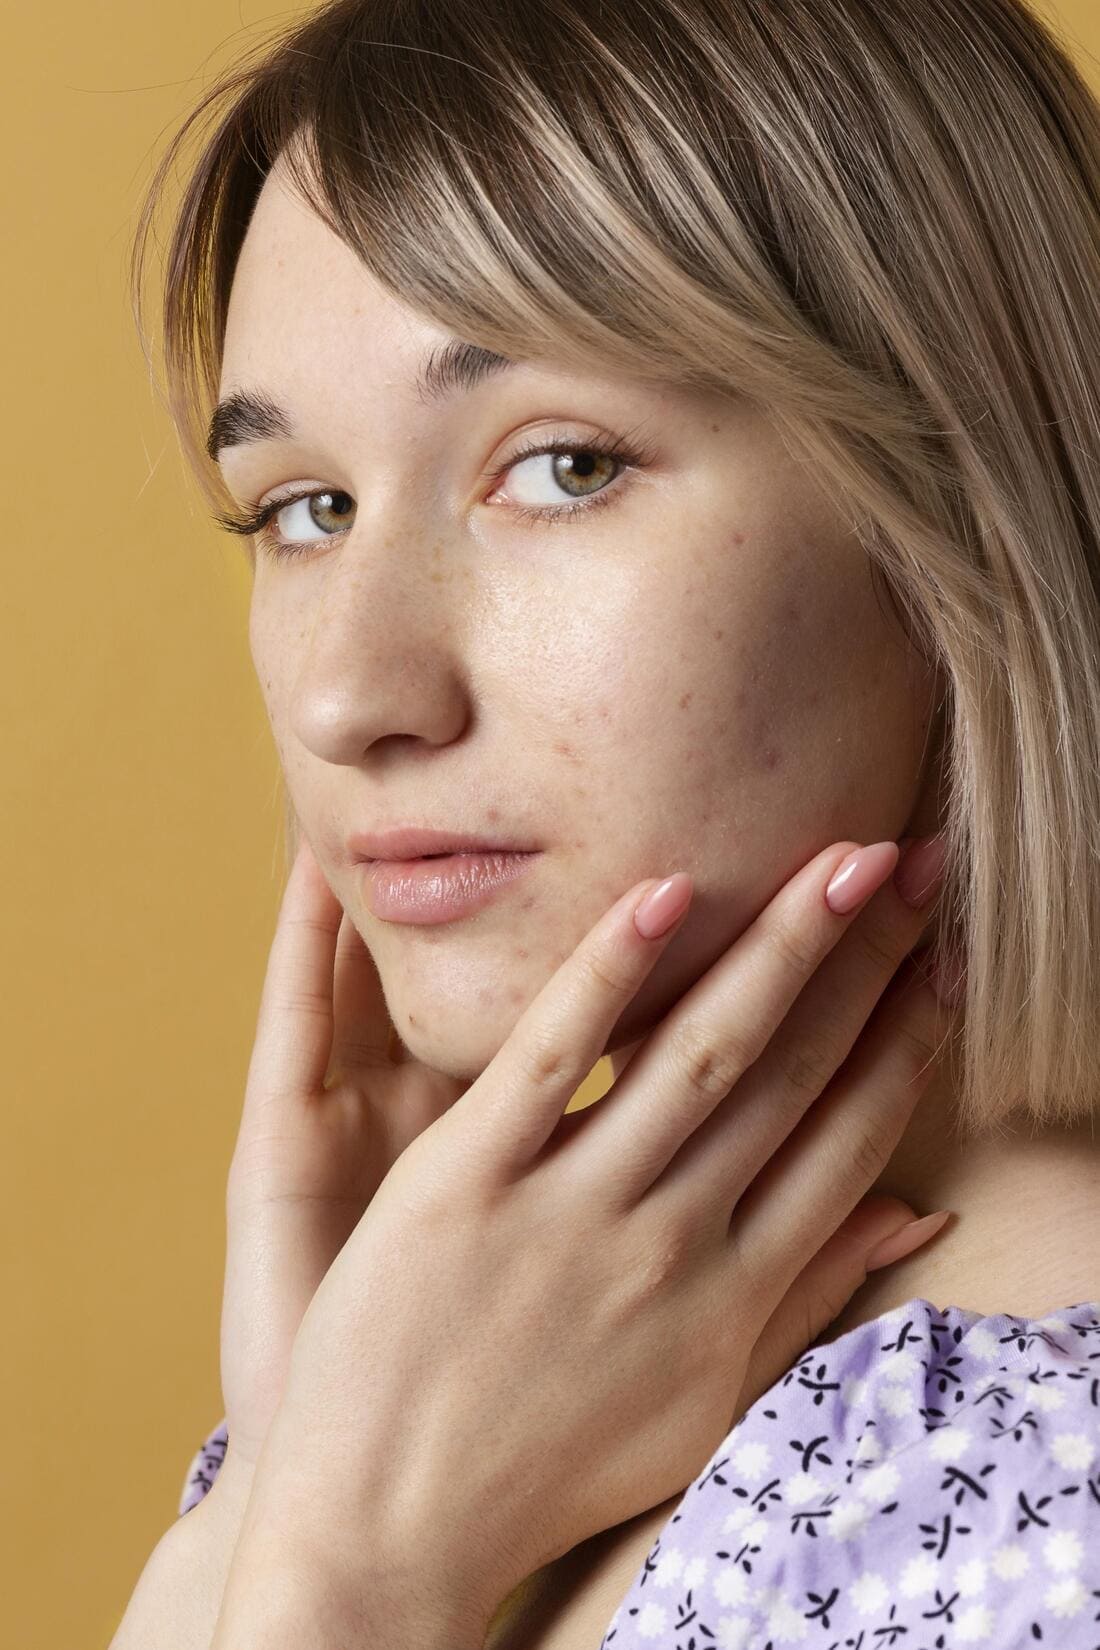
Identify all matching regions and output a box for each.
[219,152,1099,1332]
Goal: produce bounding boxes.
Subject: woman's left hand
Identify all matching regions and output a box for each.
[213,840,954,1648]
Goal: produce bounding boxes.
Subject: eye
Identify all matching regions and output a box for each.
[489,427,653,525]
[211,422,656,559]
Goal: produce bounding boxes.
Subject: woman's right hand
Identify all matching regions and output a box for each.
[213,837,470,1496]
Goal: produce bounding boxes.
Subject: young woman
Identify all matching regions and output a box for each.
[113,0,1100,1645]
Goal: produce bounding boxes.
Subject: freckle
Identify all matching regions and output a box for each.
[508,986,524,1006]
[487,806,500,822]
[714,629,724,640]
[520,896,534,910]
[678,691,694,710]
[729,531,745,546]
[408,1012,419,1028]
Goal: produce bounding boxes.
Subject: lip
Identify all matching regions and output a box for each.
[347,826,538,862]
[361,850,540,924]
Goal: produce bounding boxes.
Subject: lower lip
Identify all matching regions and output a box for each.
[361,851,540,924]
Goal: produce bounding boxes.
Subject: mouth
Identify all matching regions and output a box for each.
[359,848,541,924]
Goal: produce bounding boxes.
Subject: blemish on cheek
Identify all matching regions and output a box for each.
[553,740,580,762]
[714,629,725,641]
[407,1012,419,1028]
[678,691,695,711]
[516,947,530,960]
[762,746,783,771]
[729,531,746,547]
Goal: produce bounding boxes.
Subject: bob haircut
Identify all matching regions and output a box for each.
[130,0,1100,1136]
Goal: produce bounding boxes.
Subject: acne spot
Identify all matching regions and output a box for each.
[729,531,746,546]
[762,747,783,771]
[516,947,530,960]
[553,740,579,763]
[714,629,725,641]
[678,691,694,711]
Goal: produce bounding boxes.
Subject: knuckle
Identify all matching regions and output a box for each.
[780,1034,836,1102]
[582,943,639,998]
[519,1030,574,1092]
[846,1123,892,1186]
[669,1020,754,1102]
[854,921,904,976]
[769,914,821,979]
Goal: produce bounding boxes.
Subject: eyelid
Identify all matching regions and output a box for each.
[211,419,659,549]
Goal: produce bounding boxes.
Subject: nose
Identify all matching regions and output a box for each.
[284,516,473,767]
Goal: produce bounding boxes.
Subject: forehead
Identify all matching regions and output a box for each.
[220,158,443,397]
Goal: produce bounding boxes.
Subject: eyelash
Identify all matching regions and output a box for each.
[212,426,656,561]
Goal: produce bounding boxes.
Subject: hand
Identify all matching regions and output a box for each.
[214,833,955,1646]
[216,836,470,1487]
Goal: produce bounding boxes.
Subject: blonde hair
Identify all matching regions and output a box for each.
[130,0,1100,1134]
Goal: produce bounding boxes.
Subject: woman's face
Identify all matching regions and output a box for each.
[216,155,941,1084]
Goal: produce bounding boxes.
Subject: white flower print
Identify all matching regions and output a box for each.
[878,1382,918,1417]
[1031,1382,1067,1412]
[712,1565,750,1607]
[879,1350,921,1384]
[653,1546,685,1588]
[681,1556,708,1591]
[1050,1431,1095,1470]
[964,1326,1001,1360]
[741,1517,767,1546]
[841,1375,869,1408]
[956,1602,995,1642]
[900,1553,939,1597]
[848,1573,890,1614]
[828,1498,872,1541]
[765,1596,809,1642]
[723,1505,756,1533]
[928,1425,973,1462]
[634,1600,670,1639]
[1043,1530,1083,1574]
[1045,1577,1088,1617]
[991,1544,1031,1580]
[855,1461,901,1503]
[732,1440,772,1478]
[955,1557,987,1596]
[714,1614,754,1649]
[784,1469,825,1506]
[853,1429,881,1462]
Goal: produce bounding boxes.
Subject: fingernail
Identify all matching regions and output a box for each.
[894,831,947,908]
[864,1209,952,1272]
[824,841,900,915]
[633,873,694,940]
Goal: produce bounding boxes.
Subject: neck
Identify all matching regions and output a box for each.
[607,1037,1100,1330]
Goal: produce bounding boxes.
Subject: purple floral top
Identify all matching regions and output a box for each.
[179,1298,1100,1648]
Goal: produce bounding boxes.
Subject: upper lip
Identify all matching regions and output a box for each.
[347,827,539,862]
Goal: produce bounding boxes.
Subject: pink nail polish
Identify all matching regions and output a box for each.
[633,873,693,940]
[824,842,900,915]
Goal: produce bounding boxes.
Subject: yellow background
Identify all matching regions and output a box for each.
[3,4,1096,1645]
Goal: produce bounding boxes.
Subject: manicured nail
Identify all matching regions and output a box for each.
[824,841,900,915]
[633,873,694,940]
[895,831,947,908]
[864,1209,952,1272]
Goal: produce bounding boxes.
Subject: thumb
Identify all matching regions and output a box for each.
[735,1196,952,1418]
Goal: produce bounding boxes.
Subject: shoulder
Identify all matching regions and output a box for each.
[604,1299,1100,1648]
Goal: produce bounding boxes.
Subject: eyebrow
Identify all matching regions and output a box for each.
[206,339,516,463]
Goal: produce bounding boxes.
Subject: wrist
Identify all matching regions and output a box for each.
[209,1480,496,1650]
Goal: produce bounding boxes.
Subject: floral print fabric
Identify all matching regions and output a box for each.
[179,1297,1100,1648]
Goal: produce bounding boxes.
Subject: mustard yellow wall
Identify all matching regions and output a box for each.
[4,4,1098,1646]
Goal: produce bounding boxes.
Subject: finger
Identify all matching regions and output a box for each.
[645,836,942,1228]
[567,840,900,1208]
[451,871,697,1177]
[327,908,397,1078]
[728,956,955,1320]
[238,836,345,1136]
[733,1194,950,1419]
